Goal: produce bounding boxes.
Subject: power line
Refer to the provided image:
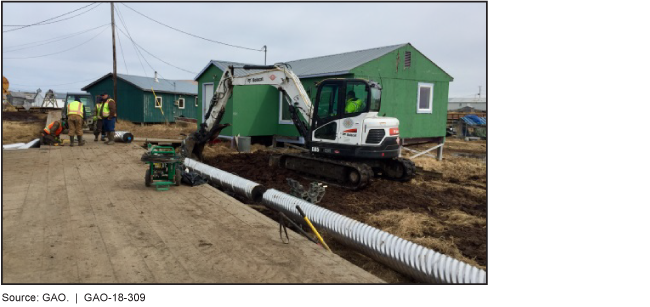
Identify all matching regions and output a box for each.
[115,25,129,74]
[116,26,197,75]
[114,25,174,87]
[3,3,101,33]
[10,77,99,88]
[2,25,110,59]
[120,3,263,52]
[114,4,147,76]
[3,23,110,53]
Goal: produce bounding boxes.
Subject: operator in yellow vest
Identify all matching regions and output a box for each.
[345,90,363,113]
[93,96,106,142]
[99,93,117,145]
[66,97,86,147]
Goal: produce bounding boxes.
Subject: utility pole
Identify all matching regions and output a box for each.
[111,3,117,102]
[263,45,267,65]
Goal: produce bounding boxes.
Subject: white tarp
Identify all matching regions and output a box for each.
[2,143,26,150]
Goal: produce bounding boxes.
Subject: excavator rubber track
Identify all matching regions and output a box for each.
[276,153,374,190]
[380,157,417,182]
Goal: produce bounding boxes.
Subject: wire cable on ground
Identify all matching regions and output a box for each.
[120,3,263,52]
[2,25,110,59]
[3,3,101,33]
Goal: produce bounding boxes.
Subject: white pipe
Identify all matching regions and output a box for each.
[183,158,265,201]
[18,138,40,149]
[3,143,26,150]
[262,189,486,284]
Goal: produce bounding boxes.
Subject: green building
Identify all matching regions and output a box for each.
[194,43,453,143]
[82,73,198,123]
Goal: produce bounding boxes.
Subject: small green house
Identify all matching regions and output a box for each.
[194,43,453,143]
[82,73,198,123]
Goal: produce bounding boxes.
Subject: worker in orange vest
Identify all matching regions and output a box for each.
[41,120,63,146]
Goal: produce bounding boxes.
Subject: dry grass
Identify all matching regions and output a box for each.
[2,121,44,144]
[115,120,196,139]
[366,209,483,269]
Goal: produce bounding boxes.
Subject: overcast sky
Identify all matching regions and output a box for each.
[2,2,486,98]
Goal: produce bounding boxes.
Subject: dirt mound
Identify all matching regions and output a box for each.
[203,150,487,273]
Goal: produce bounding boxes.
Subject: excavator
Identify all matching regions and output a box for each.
[181,63,415,190]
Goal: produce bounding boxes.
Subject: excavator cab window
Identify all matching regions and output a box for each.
[344,82,369,115]
[315,83,339,121]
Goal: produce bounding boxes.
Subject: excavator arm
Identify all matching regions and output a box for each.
[181,63,313,160]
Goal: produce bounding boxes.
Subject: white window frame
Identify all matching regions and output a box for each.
[417,82,433,114]
[203,82,214,119]
[279,91,292,124]
[177,97,185,109]
[195,96,198,107]
[155,96,162,108]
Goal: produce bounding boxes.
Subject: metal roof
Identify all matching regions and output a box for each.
[194,44,408,80]
[82,73,197,95]
[285,44,406,78]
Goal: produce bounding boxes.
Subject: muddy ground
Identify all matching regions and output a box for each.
[2,112,486,283]
[202,138,487,283]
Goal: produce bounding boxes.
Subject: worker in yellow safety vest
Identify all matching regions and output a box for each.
[98,93,117,145]
[93,97,106,142]
[345,91,363,113]
[66,98,86,146]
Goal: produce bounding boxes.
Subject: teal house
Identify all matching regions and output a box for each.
[82,73,198,123]
[194,43,453,143]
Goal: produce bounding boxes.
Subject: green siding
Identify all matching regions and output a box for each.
[232,85,279,136]
[196,44,452,139]
[84,76,197,123]
[350,44,451,138]
[84,77,144,122]
[143,91,199,123]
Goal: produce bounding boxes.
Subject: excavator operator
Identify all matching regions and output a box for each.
[345,90,363,113]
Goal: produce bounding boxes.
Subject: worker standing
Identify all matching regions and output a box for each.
[93,96,106,142]
[345,91,363,113]
[99,93,117,145]
[41,120,63,145]
[66,98,85,147]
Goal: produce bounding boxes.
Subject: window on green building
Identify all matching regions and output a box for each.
[279,92,292,124]
[155,96,162,108]
[417,82,433,114]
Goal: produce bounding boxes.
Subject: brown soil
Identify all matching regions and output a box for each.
[0,109,486,283]
[202,140,487,282]
[2,111,48,122]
